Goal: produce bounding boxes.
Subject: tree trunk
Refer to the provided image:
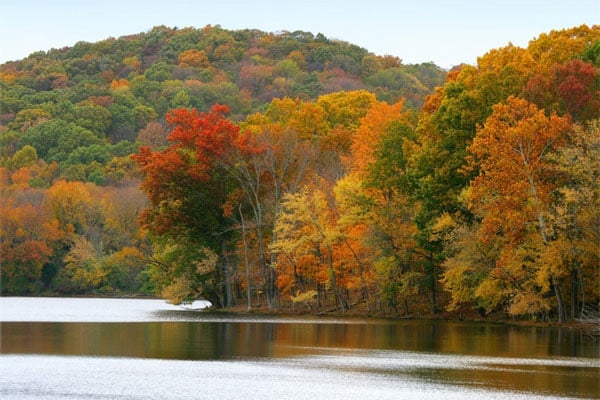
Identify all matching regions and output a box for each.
[430,288,438,314]
[342,238,370,311]
[268,263,277,309]
[403,298,410,315]
[316,282,322,311]
[239,206,252,311]
[426,258,439,314]
[571,268,578,320]
[222,246,234,307]
[577,267,585,319]
[326,245,346,312]
[552,277,567,323]
[524,164,565,322]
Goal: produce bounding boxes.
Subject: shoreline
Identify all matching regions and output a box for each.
[3,294,597,335]
[205,302,600,334]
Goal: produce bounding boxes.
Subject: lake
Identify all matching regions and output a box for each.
[1,297,598,399]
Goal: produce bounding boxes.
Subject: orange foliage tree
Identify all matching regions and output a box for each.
[451,97,572,320]
[0,198,64,294]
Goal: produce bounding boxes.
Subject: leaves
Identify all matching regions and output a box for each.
[1,23,598,321]
[0,197,64,294]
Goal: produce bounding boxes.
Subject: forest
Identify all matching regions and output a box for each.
[0,24,598,323]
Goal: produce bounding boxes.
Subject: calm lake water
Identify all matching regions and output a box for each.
[1,297,598,399]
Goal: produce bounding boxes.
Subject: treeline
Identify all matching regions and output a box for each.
[1,25,599,323]
[132,25,600,322]
[0,25,443,295]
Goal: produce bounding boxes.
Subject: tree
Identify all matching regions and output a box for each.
[528,25,600,68]
[147,237,220,305]
[0,198,64,294]
[316,90,376,130]
[349,101,424,314]
[465,96,571,321]
[348,99,407,177]
[439,215,500,315]
[550,59,599,121]
[102,247,147,294]
[332,175,375,310]
[100,185,148,252]
[20,119,103,162]
[59,236,104,293]
[272,187,348,311]
[524,59,600,122]
[415,25,599,319]
[133,105,248,306]
[237,64,275,98]
[136,121,169,150]
[10,145,38,169]
[231,107,319,310]
[178,49,211,68]
[545,120,600,319]
[8,108,51,132]
[45,180,96,236]
[71,101,113,136]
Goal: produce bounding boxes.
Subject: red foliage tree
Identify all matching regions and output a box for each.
[133,105,259,306]
[524,59,599,121]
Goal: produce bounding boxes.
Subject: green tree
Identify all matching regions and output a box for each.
[20,119,103,162]
[10,145,38,169]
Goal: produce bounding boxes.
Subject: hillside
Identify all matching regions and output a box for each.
[1,25,444,119]
[0,25,444,184]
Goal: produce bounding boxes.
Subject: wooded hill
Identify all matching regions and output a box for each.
[0,25,444,183]
[1,24,598,323]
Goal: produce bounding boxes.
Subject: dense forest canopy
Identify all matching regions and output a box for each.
[1,24,598,323]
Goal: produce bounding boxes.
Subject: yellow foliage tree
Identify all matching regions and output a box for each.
[272,187,350,311]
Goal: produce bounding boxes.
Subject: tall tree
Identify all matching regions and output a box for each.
[134,105,248,306]
[224,121,316,309]
[545,120,600,319]
[463,97,571,321]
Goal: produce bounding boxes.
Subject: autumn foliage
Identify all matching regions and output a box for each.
[1,24,599,322]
